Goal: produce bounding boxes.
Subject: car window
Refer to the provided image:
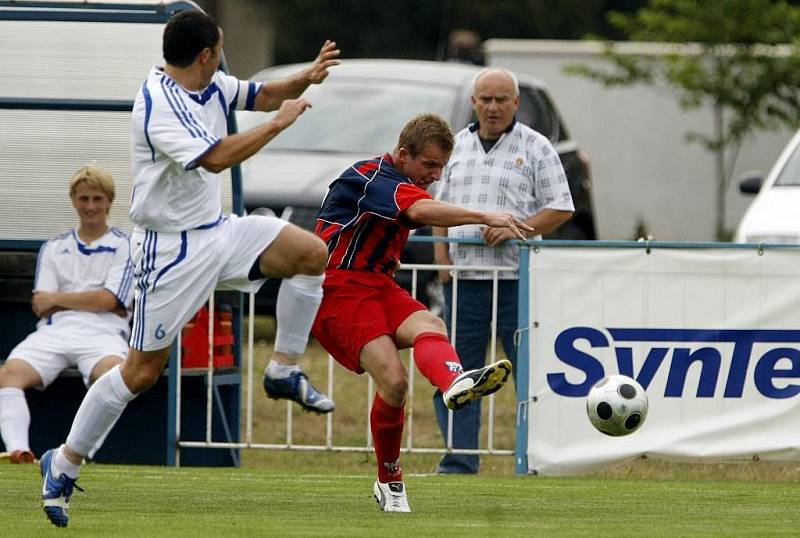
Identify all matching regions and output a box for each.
[774,141,800,186]
[536,89,570,142]
[519,86,571,143]
[237,80,459,154]
[517,86,553,140]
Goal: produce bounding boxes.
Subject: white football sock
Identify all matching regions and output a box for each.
[274,274,323,356]
[87,413,121,460]
[54,445,82,479]
[65,365,135,459]
[265,360,300,379]
[0,387,30,452]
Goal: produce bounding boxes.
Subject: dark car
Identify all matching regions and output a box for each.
[237,59,595,311]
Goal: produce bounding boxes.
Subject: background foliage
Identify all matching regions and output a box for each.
[566,0,800,240]
[254,0,649,63]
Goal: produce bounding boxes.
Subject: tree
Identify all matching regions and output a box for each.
[251,0,646,64]
[567,0,800,240]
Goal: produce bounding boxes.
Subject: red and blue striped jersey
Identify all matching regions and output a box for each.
[316,153,431,274]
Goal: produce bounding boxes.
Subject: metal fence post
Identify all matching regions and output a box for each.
[515,242,531,474]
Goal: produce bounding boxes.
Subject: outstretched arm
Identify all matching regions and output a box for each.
[404,199,533,239]
[199,98,311,173]
[253,40,341,112]
[200,41,339,173]
[482,208,573,246]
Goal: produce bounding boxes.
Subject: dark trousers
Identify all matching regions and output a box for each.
[434,279,518,474]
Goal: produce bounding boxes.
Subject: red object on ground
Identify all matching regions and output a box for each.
[181,304,234,368]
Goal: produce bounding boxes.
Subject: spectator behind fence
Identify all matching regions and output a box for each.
[432,67,575,474]
[38,10,340,528]
[445,29,485,66]
[311,113,532,512]
[0,165,133,465]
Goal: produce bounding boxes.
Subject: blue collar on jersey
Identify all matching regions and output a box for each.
[71,229,116,255]
[154,67,222,106]
[184,82,222,106]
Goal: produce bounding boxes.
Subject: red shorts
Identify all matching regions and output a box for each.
[312,269,427,374]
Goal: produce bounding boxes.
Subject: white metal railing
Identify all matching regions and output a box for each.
[175,259,517,462]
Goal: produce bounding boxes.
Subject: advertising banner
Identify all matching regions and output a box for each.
[524,246,800,475]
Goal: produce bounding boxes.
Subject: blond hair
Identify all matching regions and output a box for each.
[396,113,454,157]
[69,165,116,204]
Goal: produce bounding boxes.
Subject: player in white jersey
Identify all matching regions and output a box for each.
[0,166,133,466]
[39,10,340,527]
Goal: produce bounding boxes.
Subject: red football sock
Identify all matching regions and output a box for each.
[370,392,404,483]
[413,332,463,393]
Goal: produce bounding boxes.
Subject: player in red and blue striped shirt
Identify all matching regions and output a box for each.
[316,152,432,275]
[312,113,532,512]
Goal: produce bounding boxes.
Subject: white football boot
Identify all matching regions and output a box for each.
[373,481,411,513]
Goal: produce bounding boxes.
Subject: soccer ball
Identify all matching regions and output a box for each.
[586,375,648,437]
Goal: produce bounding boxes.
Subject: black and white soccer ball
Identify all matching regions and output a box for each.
[586,375,648,437]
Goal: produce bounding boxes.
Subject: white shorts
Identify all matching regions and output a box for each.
[7,322,128,389]
[130,214,288,351]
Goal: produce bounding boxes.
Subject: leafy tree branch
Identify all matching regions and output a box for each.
[567,0,800,240]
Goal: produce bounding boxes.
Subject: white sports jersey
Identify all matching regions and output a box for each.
[130,68,261,231]
[34,228,134,337]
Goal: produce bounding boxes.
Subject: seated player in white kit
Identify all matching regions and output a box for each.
[38,10,340,527]
[0,165,134,465]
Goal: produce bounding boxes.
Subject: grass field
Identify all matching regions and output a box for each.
[4,462,799,537]
[4,316,800,535]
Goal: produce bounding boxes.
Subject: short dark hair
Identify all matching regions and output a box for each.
[396,113,454,157]
[163,10,220,68]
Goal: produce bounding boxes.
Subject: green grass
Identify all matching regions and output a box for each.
[7,315,799,535]
[4,463,798,537]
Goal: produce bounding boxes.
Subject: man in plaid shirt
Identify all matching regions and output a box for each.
[432,67,574,474]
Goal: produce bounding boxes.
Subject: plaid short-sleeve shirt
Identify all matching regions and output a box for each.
[436,120,574,279]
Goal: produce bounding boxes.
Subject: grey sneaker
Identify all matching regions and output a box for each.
[373,481,411,513]
[442,359,512,410]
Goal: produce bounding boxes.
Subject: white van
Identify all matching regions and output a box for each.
[735,129,800,244]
